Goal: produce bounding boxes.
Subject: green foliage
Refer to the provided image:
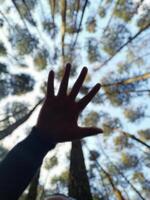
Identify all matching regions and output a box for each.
[10,26,38,55]
[103,84,131,106]
[44,156,58,170]
[65,0,83,35]
[102,117,122,135]
[42,19,57,38]
[132,171,150,196]
[0,80,9,100]
[142,152,150,168]
[92,194,102,200]
[4,101,29,121]
[66,26,79,34]
[113,134,128,150]
[17,3,29,17]
[0,101,29,131]
[0,63,8,74]
[117,62,131,74]
[87,38,101,63]
[43,19,54,32]
[16,0,37,11]
[83,111,99,127]
[34,50,48,71]
[123,106,145,122]
[0,42,7,56]
[114,0,138,22]
[0,72,34,100]
[102,72,140,106]
[51,170,69,188]
[14,0,37,25]
[132,172,145,182]
[102,23,130,56]
[138,129,150,141]
[67,0,82,14]
[107,164,118,176]
[10,73,35,95]
[56,64,76,80]
[86,17,96,33]
[137,6,150,29]
[98,7,106,18]
[120,152,138,169]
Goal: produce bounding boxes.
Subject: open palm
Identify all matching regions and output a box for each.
[36,63,103,142]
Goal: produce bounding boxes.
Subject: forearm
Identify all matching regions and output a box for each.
[0,127,56,200]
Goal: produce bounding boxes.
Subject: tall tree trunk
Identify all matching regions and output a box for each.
[71,0,88,49]
[49,0,56,23]
[73,0,80,29]
[100,165,126,200]
[61,0,67,60]
[26,169,40,200]
[102,72,150,87]
[68,140,93,200]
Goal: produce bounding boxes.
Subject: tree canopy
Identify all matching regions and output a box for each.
[0,0,150,200]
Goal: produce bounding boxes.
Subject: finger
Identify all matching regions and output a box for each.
[78,83,101,110]
[57,63,71,96]
[69,67,88,100]
[77,127,103,139]
[46,70,54,98]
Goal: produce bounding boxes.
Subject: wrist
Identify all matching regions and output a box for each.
[29,126,57,153]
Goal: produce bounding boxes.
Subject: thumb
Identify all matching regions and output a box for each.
[78,127,103,139]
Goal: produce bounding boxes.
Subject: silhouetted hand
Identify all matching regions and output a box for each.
[36,63,103,142]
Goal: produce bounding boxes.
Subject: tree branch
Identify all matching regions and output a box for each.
[101,72,150,87]
[0,99,43,140]
[71,0,88,50]
[85,144,126,200]
[99,142,146,200]
[96,22,150,70]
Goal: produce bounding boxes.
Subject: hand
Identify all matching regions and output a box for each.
[36,63,103,142]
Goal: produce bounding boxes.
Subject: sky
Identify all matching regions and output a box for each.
[0,0,150,198]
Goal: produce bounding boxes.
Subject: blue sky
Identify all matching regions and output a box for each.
[0,0,150,198]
